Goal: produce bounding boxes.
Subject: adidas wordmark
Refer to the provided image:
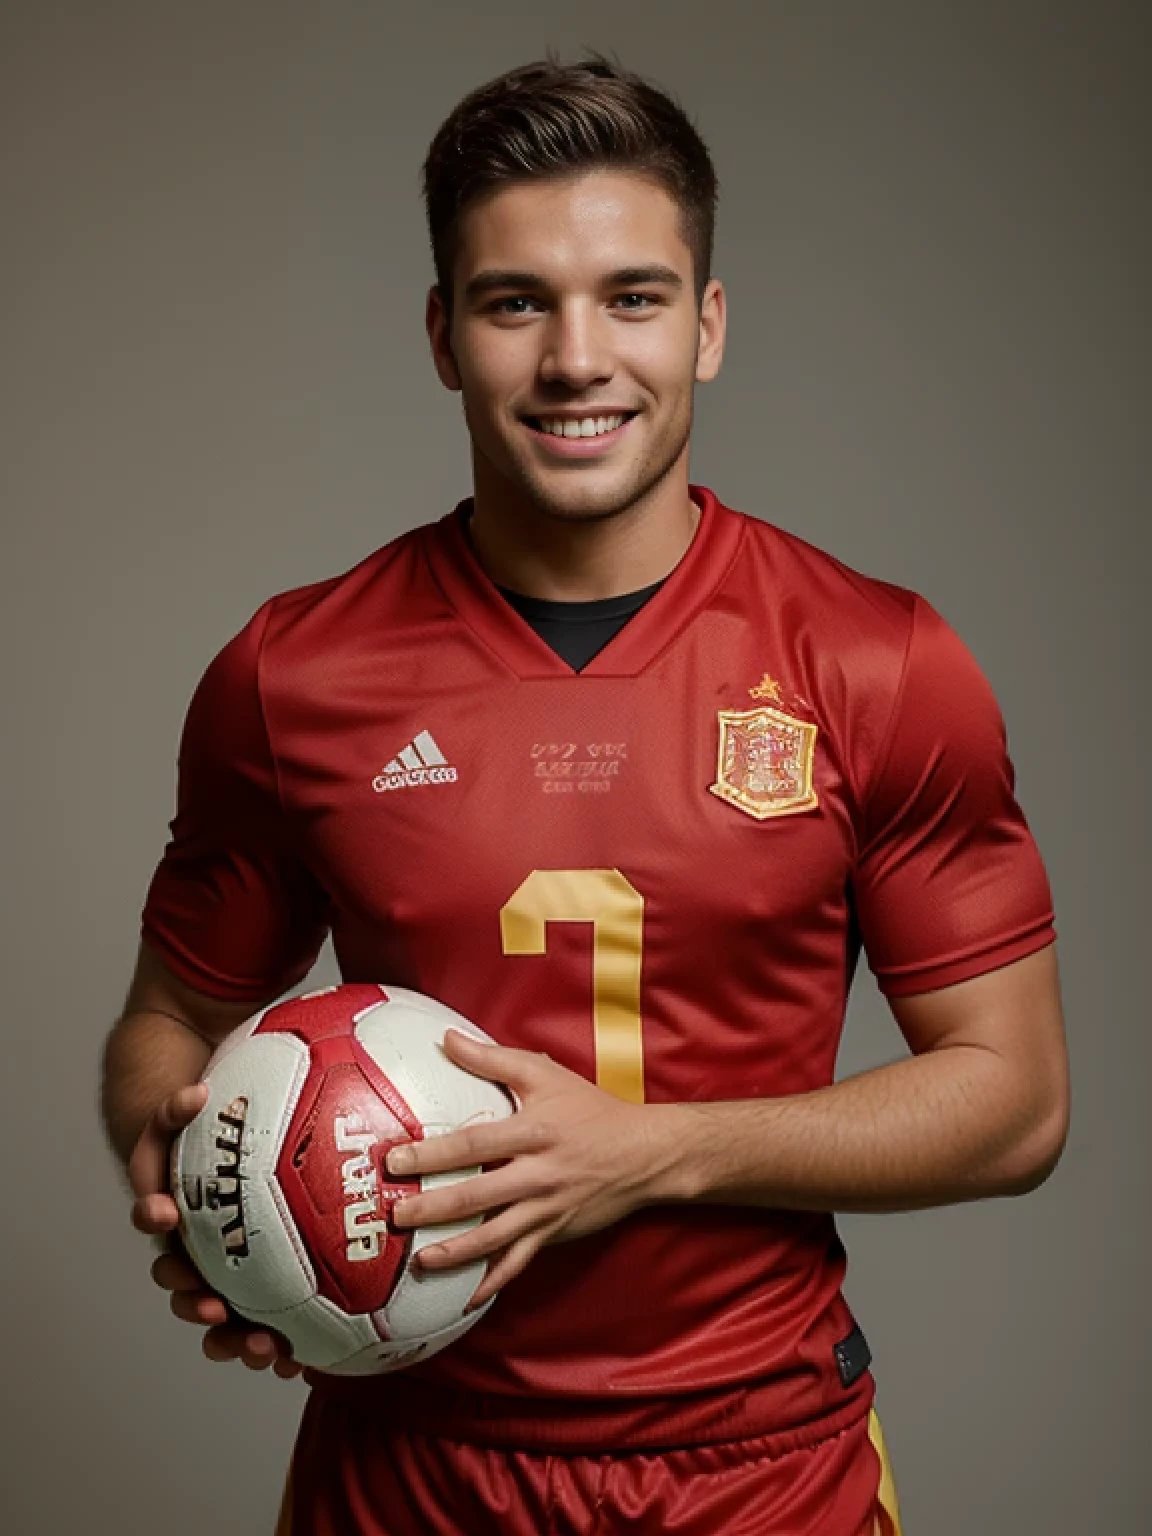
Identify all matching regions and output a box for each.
[372,731,458,793]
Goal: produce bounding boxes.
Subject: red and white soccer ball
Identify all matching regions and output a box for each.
[171,982,516,1375]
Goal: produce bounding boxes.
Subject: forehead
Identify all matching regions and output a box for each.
[454,170,690,279]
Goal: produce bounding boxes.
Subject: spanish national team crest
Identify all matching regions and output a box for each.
[709,705,819,820]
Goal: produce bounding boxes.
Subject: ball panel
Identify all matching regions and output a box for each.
[275,1054,421,1315]
[253,983,388,1044]
[201,1007,266,1066]
[329,1309,489,1376]
[174,1032,315,1312]
[355,995,516,1135]
[381,1164,494,1339]
[239,1291,380,1371]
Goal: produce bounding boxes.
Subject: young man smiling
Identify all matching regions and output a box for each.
[103,55,1069,1535]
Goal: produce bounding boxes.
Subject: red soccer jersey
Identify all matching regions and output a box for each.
[142,485,1055,1452]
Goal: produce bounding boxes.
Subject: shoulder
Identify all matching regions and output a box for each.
[726,507,925,737]
[718,502,1000,811]
[185,520,440,724]
[261,520,437,642]
[735,508,919,645]
[212,519,441,673]
[730,507,994,698]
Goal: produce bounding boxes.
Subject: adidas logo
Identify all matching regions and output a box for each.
[372,731,458,794]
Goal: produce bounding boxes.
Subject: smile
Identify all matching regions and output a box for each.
[524,412,636,438]
[521,412,638,456]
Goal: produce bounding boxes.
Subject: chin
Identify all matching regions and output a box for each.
[527,489,636,524]
[515,459,678,526]
[477,415,691,524]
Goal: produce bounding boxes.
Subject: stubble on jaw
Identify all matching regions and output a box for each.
[468,399,695,530]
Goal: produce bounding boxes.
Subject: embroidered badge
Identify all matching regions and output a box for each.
[709,705,819,820]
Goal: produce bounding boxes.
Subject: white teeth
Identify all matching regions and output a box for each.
[535,414,626,438]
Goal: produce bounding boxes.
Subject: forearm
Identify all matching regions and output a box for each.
[101,1009,213,1167]
[657,1044,1063,1215]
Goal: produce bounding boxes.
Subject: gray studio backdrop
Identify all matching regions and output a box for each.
[3,3,1148,1533]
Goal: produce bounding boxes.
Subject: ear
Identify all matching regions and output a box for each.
[426,284,463,392]
[695,276,726,385]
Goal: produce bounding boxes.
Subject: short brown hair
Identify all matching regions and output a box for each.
[422,53,719,317]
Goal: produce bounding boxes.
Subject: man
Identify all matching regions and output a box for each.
[102,54,1069,1535]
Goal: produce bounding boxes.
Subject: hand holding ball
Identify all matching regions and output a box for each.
[171,984,515,1375]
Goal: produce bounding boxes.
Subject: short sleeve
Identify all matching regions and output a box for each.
[852,594,1055,997]
[140,602,331,1002]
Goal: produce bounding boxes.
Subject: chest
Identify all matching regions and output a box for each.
[298,651,856,901]
[279,641,859,1085]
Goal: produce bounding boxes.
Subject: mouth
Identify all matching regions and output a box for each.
[520,411,640,457]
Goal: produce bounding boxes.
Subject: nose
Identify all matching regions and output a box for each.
[537,299,613,392]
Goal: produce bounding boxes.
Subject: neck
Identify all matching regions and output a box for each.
[467,462,701,602]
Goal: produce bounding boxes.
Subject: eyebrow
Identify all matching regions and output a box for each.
[463,264,685,303]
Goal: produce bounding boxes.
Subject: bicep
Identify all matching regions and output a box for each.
[889,943,1070,1156]
[122,937,281,1046]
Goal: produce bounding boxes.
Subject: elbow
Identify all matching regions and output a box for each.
[998,1096,1071,1196]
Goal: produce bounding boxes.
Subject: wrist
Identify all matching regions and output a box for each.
[101,1010,213,1167]
[641,1103,710,1205]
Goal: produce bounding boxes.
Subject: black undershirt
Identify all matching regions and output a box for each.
[496,579,666,671]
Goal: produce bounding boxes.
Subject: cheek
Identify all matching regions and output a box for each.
[457,329,532,404]
[622,326,698,401]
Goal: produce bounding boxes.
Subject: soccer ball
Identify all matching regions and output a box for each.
[170,982,516,1375]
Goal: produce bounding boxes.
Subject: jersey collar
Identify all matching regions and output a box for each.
[422,484,746,679]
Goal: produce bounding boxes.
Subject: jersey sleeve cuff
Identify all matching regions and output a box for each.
[873,918,1056,998]
[139,918,312,1005]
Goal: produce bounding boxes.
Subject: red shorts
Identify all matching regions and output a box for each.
[276,1400,904,1535]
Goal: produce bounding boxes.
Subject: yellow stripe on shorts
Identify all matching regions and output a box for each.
[868,1408,905,1536]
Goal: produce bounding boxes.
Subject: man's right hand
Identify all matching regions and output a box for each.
[128,1082,303,1378]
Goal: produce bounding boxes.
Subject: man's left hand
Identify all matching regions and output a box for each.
[386,1029,683,1311]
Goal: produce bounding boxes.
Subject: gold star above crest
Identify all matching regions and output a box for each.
[749,673,783,702]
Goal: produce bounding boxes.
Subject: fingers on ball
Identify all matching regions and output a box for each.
[132,1193,180,1235]
[151,1250,202,1290]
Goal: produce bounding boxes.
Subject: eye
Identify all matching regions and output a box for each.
[613,292,659,311]
[490,296,540,316]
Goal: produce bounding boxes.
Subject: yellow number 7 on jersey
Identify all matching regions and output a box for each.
[500,869,646,1104]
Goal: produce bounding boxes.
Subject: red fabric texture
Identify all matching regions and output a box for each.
[286,1395,891,1536]
[143,485,1054,1450]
